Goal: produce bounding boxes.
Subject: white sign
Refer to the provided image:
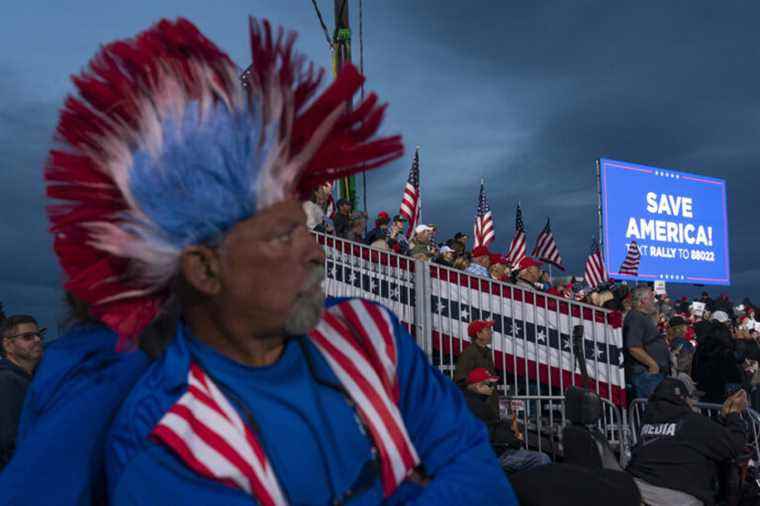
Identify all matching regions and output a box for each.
[654,280,667,295]
[690,301,706,318]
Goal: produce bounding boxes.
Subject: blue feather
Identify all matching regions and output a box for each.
[129,101,274,249]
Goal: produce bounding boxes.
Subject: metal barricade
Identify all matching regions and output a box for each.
[315,232,418,333]
[503,395,629,465]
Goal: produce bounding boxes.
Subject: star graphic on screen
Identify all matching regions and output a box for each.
[348,271,357,285]
[327,266,334,278]
[562,338,571,351]
[536,329,547,344]
[435,301,446,315]
[595,346,605,359]
[460,308,470,322]
[370,279,378,292]
[390,286,401,300]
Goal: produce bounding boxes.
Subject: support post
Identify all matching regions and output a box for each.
[596,159,604,257]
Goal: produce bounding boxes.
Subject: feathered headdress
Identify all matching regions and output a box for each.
[46,18,403,349]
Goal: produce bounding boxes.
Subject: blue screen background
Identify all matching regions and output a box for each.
[600,158,730,286]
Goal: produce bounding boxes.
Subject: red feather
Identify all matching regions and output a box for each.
[46,18,235,347]
[242,18,404,197]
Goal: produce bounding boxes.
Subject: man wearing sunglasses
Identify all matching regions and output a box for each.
[0,314,44,470]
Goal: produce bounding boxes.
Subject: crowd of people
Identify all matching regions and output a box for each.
[305,199,760,504]
[436,284,760,505]
[309,198,559,292]
[4,282,757,505]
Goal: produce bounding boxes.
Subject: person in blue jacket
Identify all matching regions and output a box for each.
[2,16,517,506]
[106,295,514,505]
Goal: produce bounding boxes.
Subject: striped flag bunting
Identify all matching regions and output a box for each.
[619,241,642,276]
[505,204,527,266]
[585,239,607,289]
[318,238,627,406]
[399,148,421,238]
[531,218,564,270]
[473,179,495,249]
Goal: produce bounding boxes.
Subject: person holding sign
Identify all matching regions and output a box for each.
[624,287,670,399]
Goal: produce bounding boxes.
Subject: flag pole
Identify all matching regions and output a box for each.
[416,145,421,224]
[333,0,356,208]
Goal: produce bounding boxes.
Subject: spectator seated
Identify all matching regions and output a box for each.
[562,386,622,471]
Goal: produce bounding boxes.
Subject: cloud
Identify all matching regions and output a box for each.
[0,66,63,331]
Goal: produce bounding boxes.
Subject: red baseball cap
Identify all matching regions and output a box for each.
[518,256,542,270]
[466,367,499,385]
[489,253,508,265]
[471,246,491,258]
[467,319,494,338]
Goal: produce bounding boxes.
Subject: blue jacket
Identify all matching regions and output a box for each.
[0,324,150,505]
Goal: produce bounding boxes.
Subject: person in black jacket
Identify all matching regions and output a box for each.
[331,198,352,238]
[627,376,748,505]
[461,368,551,474]
[693,315,760,403]
[0,315,44,470]
[365,211,390,245]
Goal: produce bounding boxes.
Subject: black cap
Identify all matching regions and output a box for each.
[651,375,704,402]
[337,198,351,208]
[392,214,407,223]
[669,316,688,327]
[651,377,690,403]
[454,232,468,240]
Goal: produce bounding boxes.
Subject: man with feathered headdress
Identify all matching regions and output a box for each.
[0,18,516,505]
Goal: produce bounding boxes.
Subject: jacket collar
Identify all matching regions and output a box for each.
[161,321,344,394]
[0,356,32,379]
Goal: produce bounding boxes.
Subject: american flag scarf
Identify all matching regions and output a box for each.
[152,300,420,504]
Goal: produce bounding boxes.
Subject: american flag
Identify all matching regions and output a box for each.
[619,241,641,276]
[473,179,495,249]
[399,147,421,238]
[532,218,564,270]
[584,239,607,289]
[505,204,526,266]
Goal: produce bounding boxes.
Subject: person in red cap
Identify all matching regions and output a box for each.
[489,254,510,282]
[461,368,551,475]
[364,211,391,245]
[454,320,496,385]
[465,246,492,278]
[515,257,544,290]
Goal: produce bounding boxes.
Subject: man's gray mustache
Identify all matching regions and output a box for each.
[302,265,325,293]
